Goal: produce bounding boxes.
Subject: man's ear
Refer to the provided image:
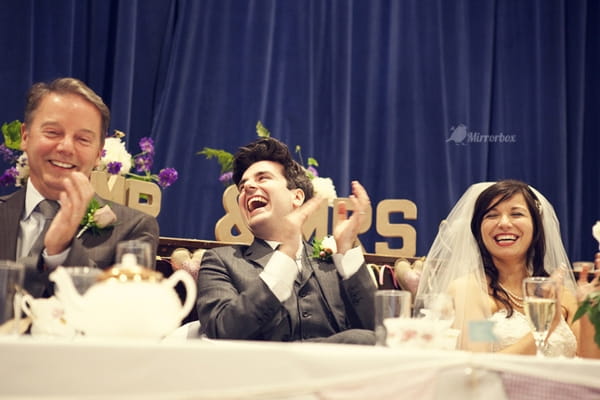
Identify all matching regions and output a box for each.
[94,147,103,168]
[20,123,28,151]
[292,188,305,208]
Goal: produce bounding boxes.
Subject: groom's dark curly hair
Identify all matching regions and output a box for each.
[232,137,314,200]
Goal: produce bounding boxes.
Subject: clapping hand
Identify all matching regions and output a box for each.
[44,172,95,255]
[277,195,326,259]
[576,253,600,303]
[333,181,371,254]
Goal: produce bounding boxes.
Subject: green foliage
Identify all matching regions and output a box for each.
[256,121,271,137]
[1,120,22,150]
[197,148,234,174]
[573,292,600,347]
[199,120,322,185]
[80,198,101,233]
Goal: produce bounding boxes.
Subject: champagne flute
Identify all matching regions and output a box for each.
[522,277,558,357]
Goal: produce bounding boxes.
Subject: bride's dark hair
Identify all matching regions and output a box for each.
[470,179,547,317]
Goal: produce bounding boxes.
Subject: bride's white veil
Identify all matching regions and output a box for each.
[415,181,576,351]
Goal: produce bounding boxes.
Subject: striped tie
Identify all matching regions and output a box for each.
[27,200,59,256]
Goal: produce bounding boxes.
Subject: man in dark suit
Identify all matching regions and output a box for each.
[197,137,376,344]
[0,77,158,297]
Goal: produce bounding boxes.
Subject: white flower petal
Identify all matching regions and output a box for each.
[97,137,132,175]
[312,177,337,206]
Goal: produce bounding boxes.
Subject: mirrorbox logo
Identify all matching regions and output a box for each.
[446,124,517,145]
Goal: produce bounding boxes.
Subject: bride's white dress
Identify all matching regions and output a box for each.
[490,309,577,357]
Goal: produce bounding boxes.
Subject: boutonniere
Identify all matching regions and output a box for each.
[76,199,117,238]
[312,235,337,261]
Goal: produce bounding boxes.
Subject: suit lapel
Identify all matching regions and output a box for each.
[0,189,26,260]
[243,239,276,269]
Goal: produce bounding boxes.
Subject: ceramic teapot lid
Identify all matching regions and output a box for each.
[99,253,163,283]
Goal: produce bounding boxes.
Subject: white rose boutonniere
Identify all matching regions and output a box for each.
[76,199,118,238]
[312,235,337,261]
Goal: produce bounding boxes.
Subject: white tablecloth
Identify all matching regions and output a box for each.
[1,335,599,400]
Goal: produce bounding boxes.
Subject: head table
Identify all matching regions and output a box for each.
[1,333,599,400]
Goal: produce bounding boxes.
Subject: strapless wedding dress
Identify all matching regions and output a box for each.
[490,309,577,357]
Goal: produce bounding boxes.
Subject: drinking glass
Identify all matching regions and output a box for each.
[116,240,153,269]
[374,290,412,346]
[522,277,558,357]
[65,267,102,294]
[0,260,25,335]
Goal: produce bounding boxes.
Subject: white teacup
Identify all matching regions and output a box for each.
[21,294,74,337]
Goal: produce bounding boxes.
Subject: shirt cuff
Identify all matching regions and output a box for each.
[332,246,364,279]
[42,247,71,270]
[259,250,299,301]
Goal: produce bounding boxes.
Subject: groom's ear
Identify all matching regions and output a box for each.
[292,188,305,208]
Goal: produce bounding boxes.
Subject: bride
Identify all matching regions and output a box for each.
[416,180,579,356]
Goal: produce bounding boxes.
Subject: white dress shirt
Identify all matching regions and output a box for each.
[259,237,364,302]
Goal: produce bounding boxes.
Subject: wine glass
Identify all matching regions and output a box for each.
[522,277,558,357]
[116,240,153,270]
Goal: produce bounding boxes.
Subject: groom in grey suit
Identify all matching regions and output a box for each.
[0,78,158,297]
[197,138,376,344]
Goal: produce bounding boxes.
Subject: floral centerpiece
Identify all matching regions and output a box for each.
[0,120,28,186]
[197,121,337,206]
[0,120,178,189]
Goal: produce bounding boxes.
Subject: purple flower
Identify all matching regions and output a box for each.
[219,171,233,184]
[107,161,123,175]
[135,154,154,173]
[157,168,178,188]
[101,149,107,158]
[307,166,319,177]
[139,137,155,156]
[0,144,15,163]
[0,167,18,187]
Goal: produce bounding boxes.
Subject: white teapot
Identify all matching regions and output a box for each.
[49,254,197,339]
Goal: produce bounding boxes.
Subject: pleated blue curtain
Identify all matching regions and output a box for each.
[0,0,598,260]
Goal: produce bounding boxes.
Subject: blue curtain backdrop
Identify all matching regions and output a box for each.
[0,0,598,261]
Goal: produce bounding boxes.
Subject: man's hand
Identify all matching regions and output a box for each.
[576,255,600,303]
[44,172,95,255]
[277,196,326,259]
[333,181,371,254]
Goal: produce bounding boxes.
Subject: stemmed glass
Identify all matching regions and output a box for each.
[522,277,558,357]
[116,240,153,270]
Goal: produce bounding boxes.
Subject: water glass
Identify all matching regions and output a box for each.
[374,290,412,346]
[0,260,25,335]
[116,240,153,269]
[65,266,102,294]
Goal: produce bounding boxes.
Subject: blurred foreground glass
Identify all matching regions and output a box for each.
[0,260,25,335]
[116,240,153,269]
[65,267,102,294]
[374,290,412,346]
[523,277,558,357]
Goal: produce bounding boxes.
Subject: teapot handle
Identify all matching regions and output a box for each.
[21,294,35,318]
[164,270,197,321]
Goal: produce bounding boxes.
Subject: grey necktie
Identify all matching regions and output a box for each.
[27,200,59,257]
